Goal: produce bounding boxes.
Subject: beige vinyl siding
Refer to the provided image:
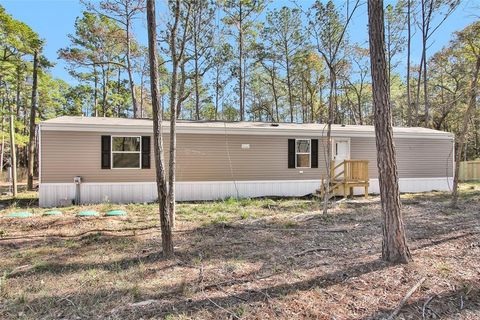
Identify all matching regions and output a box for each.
[350,137,453,178]
[349,137,378,178]
[41,130,453,183]
[41,131,327,183]
[41,131,155,183]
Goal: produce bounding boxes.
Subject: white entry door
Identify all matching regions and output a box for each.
[333,139,350,177]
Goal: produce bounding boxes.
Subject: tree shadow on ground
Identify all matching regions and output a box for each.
[0,185,38,209]
[360,287,480,319]
[2,190,479,319]
[4,209,477,286]
[11,258,391,319]
[0,197,38,210]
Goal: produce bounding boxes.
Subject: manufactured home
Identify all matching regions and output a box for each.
[38,116,454,207]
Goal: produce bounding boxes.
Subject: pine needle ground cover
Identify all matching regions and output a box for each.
[0,183,479,319]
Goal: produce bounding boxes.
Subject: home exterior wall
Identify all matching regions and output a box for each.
[39,128,454,207]
[350,137,454,178]
[40,131,329,183]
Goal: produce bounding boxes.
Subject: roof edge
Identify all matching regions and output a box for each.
[39,121,454,140]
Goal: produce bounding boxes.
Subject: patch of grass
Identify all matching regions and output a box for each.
[130,283,142,300]
[194,203,222,215]
[33,261,52,273]
[126,203,157,216]
[210,213,229,225]
[317,213,336,224]
[240,210,254,220]
[268,199,318,213]
[99,202,115,212]
[223,197,238,206]
[233,306,246,317]
[78,268,106,288]
[177,205,195,219]
[436,261,452,275]
[81,232,102,245]
[13,250,35,260]
[63,239,77,248]
[16,291,27,304]
[282,220,298,229]
[111,237,136,249]
[223,262,238,273]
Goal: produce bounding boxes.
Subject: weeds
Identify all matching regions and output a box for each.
[210,213,229,225]
[282,220,298,229]
[437,261,452,276]
[33,261,52,273]
[130,284,141,300]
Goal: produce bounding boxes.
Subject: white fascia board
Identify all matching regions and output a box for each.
[40,122,454,140]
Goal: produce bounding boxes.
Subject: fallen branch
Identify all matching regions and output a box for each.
[388,277,426,320]
[0,222,354,242]
[293,247,333,257]
[225,223,354,233]
[422,295,435,320]
[0,225,159,241]
[9,221,477,244]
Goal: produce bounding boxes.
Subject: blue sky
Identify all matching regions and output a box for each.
[1,0,479,85]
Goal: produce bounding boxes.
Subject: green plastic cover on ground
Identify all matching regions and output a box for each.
[77,210,99,217]
[105,210,127,216]
[43,210,63,216]
[7,212,33,218]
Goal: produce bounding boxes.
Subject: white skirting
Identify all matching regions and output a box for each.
[355,177,454,195]
[39,177,454,207]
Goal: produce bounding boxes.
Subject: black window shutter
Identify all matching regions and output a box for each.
[311,139,318,168]
[141,136,151,169]
[288,139,295,168]
[101,135,111,169]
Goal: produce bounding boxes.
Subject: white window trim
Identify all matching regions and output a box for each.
[111,135,142,169]
[295,138,311,169]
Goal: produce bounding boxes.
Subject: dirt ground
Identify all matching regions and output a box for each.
[0,183,479,320]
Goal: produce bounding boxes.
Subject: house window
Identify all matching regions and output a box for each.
[296,139,311,168]
[111,136,141,169]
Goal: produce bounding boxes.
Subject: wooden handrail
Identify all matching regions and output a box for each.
[320,159,370,199]
[330,159,369,182]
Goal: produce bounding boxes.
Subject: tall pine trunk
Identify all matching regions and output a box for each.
[28,50,39,190]
[1,88,5,174]
[214,66,220,120]
[414,52,424,126]
[285,46,294,123]
[146,0,174,258]
[9,88,17,197]
[238,2,244,121]
[125,17,138,118]
[406,0,412,126]
[193,16,200,120]
[93,65,98,117]
[420,0,431,127]
[367,0,411,264]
